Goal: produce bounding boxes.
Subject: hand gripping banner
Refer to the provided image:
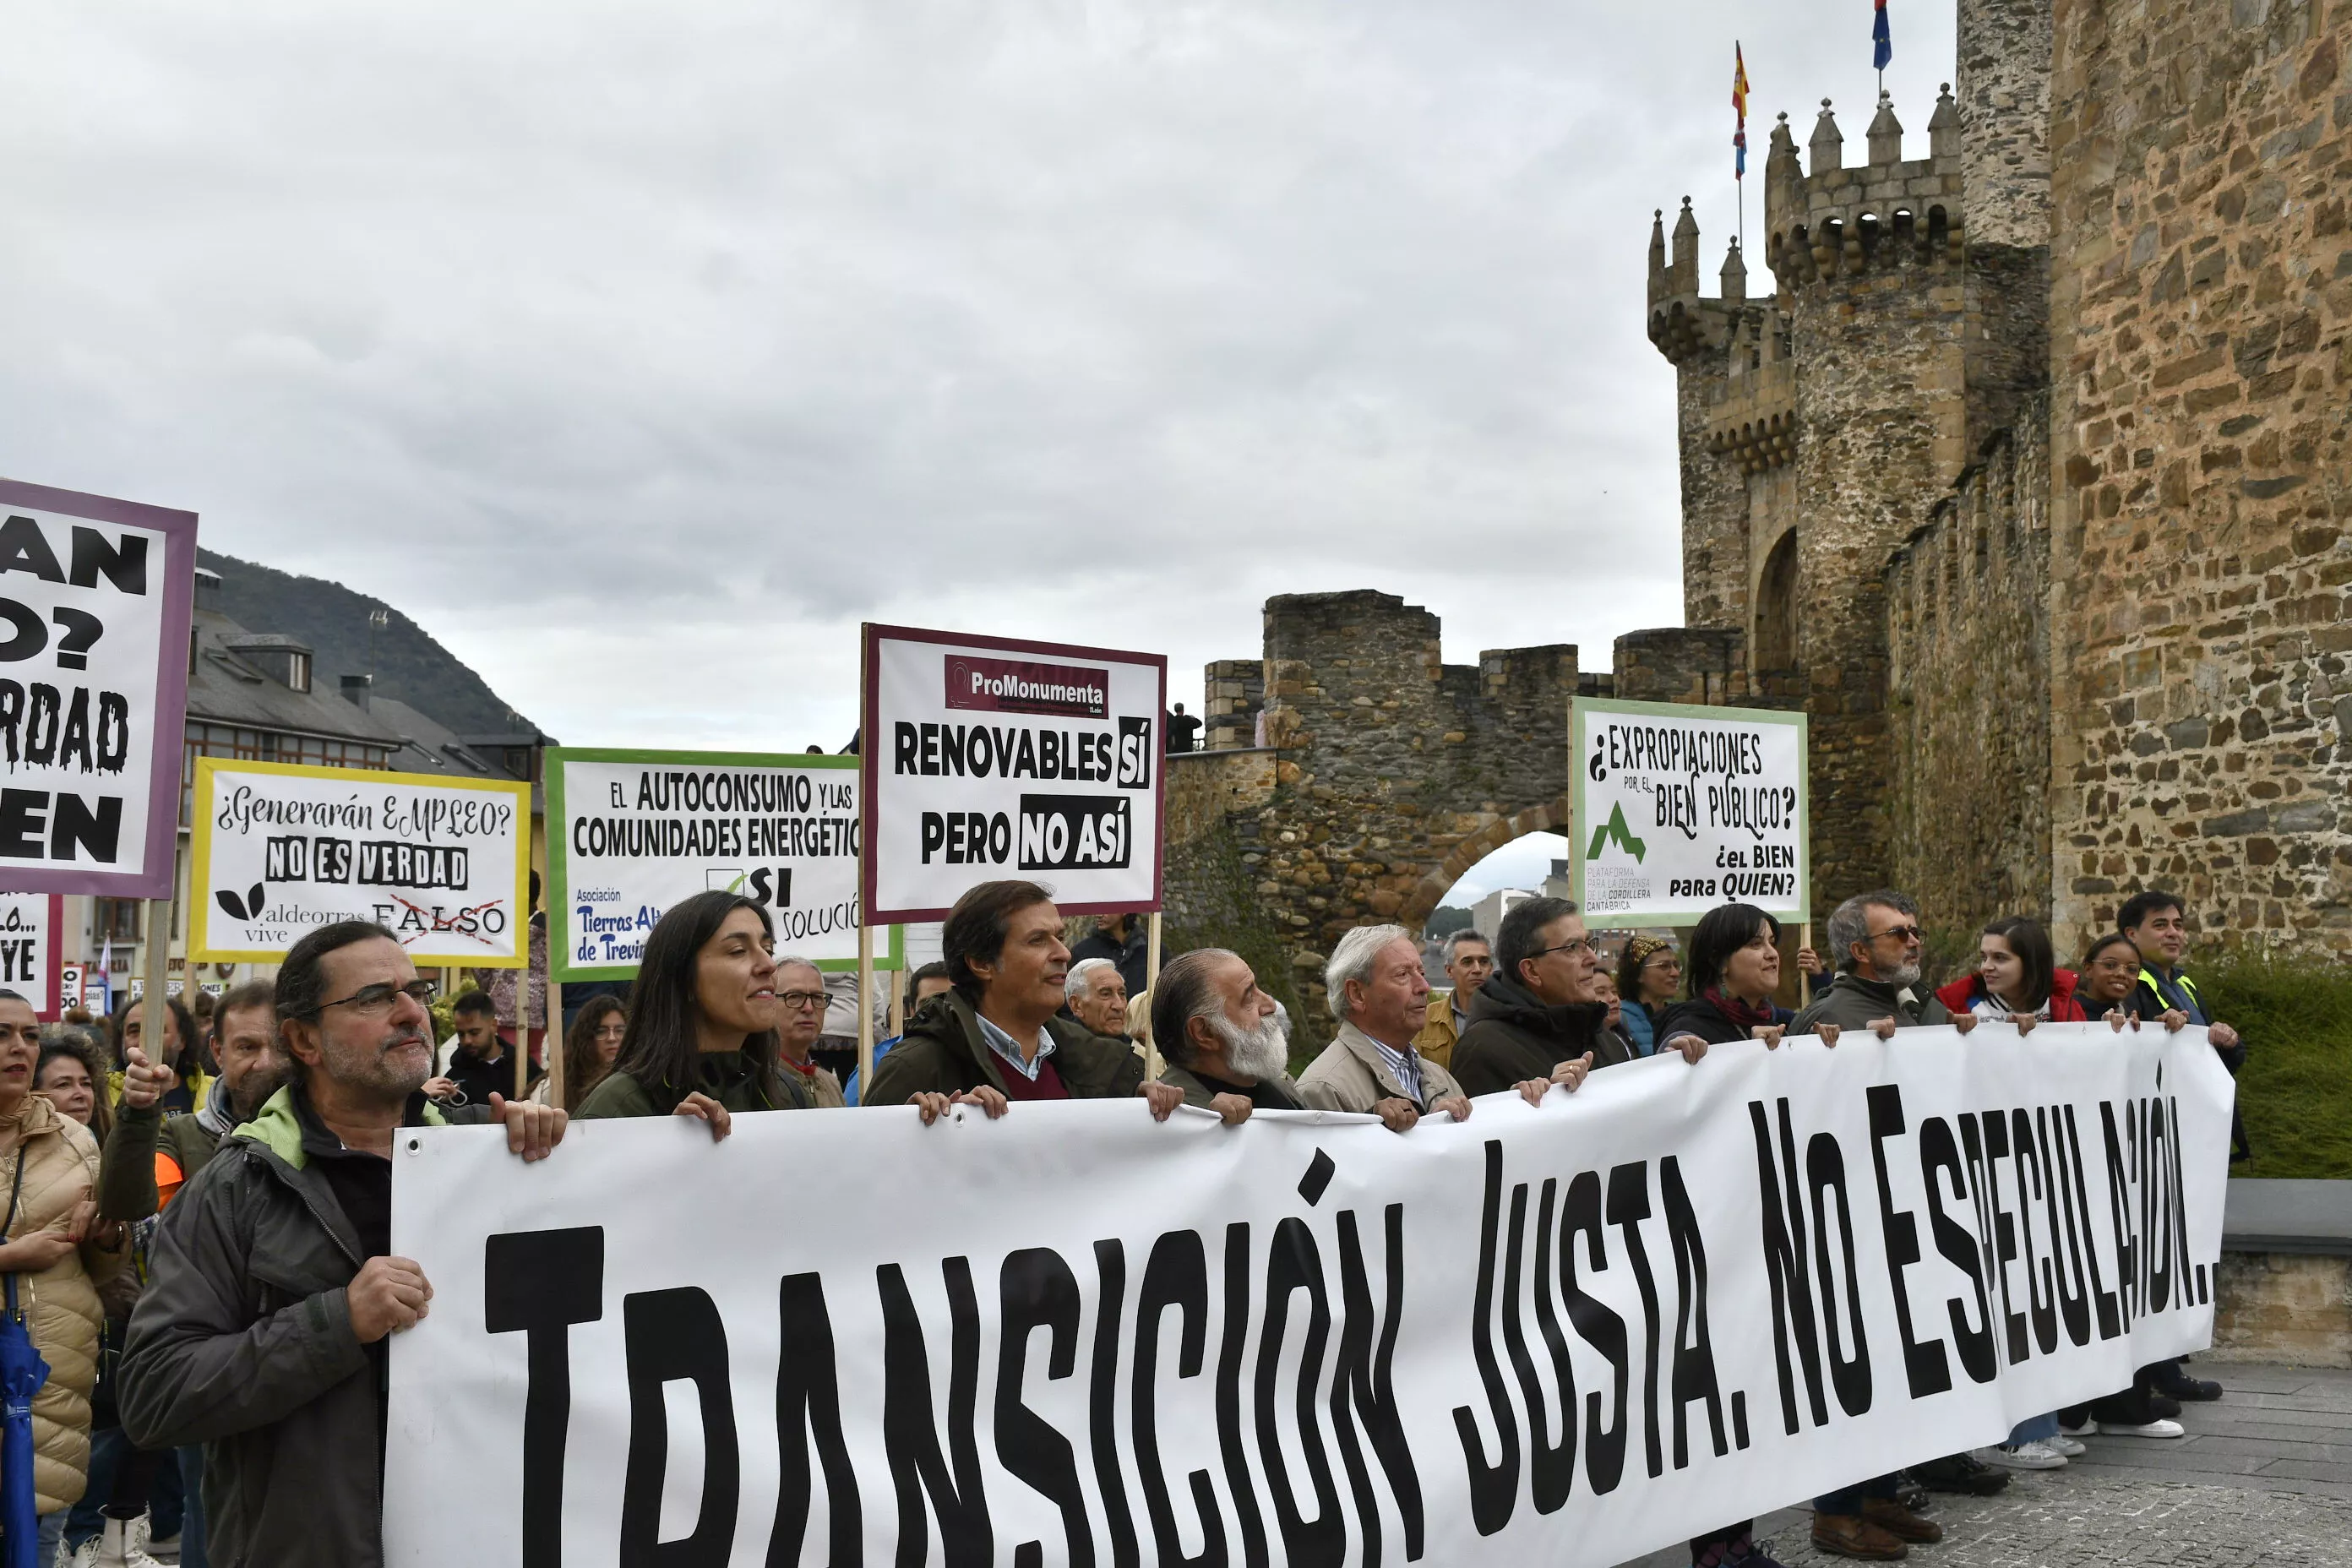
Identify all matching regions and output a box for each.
[385,1024,2231,1567]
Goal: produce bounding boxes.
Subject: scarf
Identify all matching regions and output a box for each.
[1704,987,1779,1030]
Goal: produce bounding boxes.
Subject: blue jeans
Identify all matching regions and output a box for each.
[2009,1412,2060,1446]
[177,1444,207,1568]
[65,1428,182,1549]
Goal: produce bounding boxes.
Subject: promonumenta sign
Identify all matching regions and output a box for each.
[1573,696,1810,926]
[188,759,531,966]
[861,623,1168,923]
[385,1023,2228,1567]
[547,749,901,980]
[0,477,199,897]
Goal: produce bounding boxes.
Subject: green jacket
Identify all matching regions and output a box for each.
[866,991,1143,1104]
[98,1102,227,1222]
[574,1048,812,1119]
[1157,1062,1304,1110]
[120,1085,449,1568]
[1788,972,1952,1037]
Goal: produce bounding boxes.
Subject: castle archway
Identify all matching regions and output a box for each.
[1399,796,1576,931]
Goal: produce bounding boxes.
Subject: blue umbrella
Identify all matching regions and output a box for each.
[0,1276,45,1568]
[0,1146,46,1568]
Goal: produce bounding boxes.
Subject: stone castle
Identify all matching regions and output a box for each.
[1166,0,2349,1033]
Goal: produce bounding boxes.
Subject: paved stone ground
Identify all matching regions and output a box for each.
[1619,1361,2352,1567]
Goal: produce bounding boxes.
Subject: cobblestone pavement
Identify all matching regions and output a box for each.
[1619,1363,2352,1568]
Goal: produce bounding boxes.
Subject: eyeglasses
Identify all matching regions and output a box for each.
[1529,939,1602,961]
[776,991,829,1011]
[1642,955,1683,970]
[1869,925,1925,945]
[310,979,438,1018]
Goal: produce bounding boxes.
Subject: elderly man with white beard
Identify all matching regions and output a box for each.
[1144,948,1306,1124]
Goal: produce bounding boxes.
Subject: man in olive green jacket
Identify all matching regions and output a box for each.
[101,980,289,1221]
[1788,890,1952,1037]
[866,881,1144,1111]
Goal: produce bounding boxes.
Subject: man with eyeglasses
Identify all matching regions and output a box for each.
[1452,896,1688,1098]
[1788,890,1960,1037]
[773,956,847,1107]
[120,919,566,1568]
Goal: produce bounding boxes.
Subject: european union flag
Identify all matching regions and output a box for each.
[1873,0,1892,71]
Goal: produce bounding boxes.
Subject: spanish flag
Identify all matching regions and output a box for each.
[1733,43,1750,178]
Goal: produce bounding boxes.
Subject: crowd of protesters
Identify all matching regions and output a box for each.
[0,868,2243,1568]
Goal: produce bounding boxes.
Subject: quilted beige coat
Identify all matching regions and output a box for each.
[1,1092,126,1514]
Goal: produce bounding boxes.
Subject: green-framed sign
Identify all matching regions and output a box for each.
[1570,697,1809,928]
[547,747,901,982]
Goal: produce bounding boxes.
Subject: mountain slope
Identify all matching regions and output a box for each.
[198,548,542,738]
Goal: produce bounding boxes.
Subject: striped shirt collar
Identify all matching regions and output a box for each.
[1345,1023,1426,1105]
[976,1011,1058,1081]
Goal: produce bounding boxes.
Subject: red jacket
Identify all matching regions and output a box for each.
[1935,967,2090,1022]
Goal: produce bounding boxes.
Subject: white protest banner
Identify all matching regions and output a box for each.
[547,749,899,979]
[0,892,62,1015]
[862,624,1167,923]
[0,478,199,898]
[387,1022,2229,1568]
[1574,696,1809,925]
[188,758,531,966]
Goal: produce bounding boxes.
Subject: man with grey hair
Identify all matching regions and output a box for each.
[1149,948,1301,1124]
[1296,923,1473,1132]
[1413,927,1492,1070]
[1788,889,1955,1037]
[1064,956,1132,1040]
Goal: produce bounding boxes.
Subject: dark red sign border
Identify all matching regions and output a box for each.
[0,477,199,900]
[860,623,1168,925]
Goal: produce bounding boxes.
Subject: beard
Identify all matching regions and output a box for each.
[1210,1000,1292,1082]
[1881,958,1924,988]
[324,1022,434,1100]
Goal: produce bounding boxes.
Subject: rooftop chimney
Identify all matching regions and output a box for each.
[341,673,373,711]
[192,568,221,614]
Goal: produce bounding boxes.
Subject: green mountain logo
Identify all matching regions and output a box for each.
[1585,802,1647,863]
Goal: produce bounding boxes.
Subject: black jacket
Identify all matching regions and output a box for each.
[866,991,1144,1104]
[1655,994,1793,1048]
[1450,974,1626,1098]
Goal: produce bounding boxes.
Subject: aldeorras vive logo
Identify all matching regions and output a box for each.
[945,655,1108,719]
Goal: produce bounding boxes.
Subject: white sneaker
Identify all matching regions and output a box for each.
[1974,1440,2068,1470]
[90,1518,161,1568]
[141,1536,179,1567]
[2099,1417,2186,1439]
[2057,1417,2097,1437]
[2047,1434,2087,1457]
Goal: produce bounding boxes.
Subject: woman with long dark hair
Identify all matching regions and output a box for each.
[1935,916,2088,1026]
[534,994,628,1112]
[574,891,797,1139]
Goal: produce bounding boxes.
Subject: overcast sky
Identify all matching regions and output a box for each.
[3,0,1957,759]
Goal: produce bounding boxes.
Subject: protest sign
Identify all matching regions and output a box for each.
[862,624,1167,923]
[0,893,63,1016]
[188,758,531,966]
[0,477,199,898]
[547,749,899,979]
[1573,696,1809,925]
[387,1021,2229,1568]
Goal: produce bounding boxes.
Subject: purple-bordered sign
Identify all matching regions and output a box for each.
[0,476,198,899]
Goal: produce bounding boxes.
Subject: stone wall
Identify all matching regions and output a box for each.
[1201,658,1264,752]
[1613,626,1753,706]
[2044,0,2352,960]
[1886,398,2056,930]
[1158,748,1304,1024]
[1244,591,1578,1042]
[2209,1252,2352,1368]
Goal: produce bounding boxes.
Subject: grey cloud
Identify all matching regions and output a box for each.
[1,0,1957,748]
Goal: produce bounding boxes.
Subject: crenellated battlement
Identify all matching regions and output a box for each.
[1763,88,1965,289]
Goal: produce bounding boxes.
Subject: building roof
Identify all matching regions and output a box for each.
[187,608,409,748]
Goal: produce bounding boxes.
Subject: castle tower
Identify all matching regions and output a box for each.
[1651,84,1973,907]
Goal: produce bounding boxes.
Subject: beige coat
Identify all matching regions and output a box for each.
[1296,1021,1465,1114]
[1,1092,127,1514]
